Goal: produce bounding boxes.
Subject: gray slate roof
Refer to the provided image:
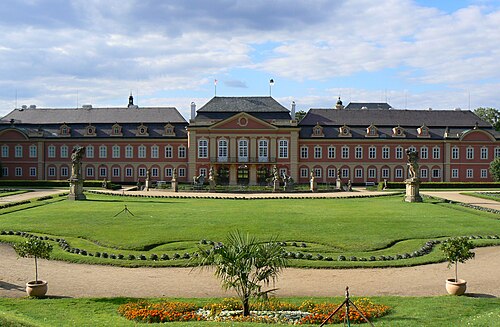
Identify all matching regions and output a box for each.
[300,109,491,127]
[197,96,290,113]
[2,107,187,124]
[344,102,392,110]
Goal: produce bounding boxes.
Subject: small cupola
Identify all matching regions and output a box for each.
[128,93,134,108]
[335,97,344,110]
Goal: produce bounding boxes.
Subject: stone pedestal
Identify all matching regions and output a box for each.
[145,180,151,191]
[310,180,317,192]
[273,179,280,192]
[209,180,216,192]
[171,180,178,192]
[405,179,422,202]
[336,178,342,191]
[68,178,86,201]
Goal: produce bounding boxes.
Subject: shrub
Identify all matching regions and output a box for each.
[101,252,109,258]
[150,253,158,261]
[338,255,346,261]
[128,254,136,260]
[95,252,101,258]
[161,254,170,260]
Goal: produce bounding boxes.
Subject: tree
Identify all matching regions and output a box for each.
[440,237,475,283]
[474,107,500,131]
[295,110,307,122]
[490,157,500,182]
[14,238,53,283]
[194,231,288,316]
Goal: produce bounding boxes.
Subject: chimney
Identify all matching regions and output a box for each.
[291,101,296,117]
[191,102,196,120]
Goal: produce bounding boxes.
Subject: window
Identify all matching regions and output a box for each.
[328,146,335,159]
[29,145,37,158]
[218,139,228,161]
[314,146,322,159]
[151,167,159,177]
[466,169,473,178]
[48,167,56,177]
[327,168,336,178]
[165,168,173,177]
[138,145,146,158]
[198,139,208,158]
[466,147,474,159]
[99,145,107,158]
[258,139,268,161]
[420,168,428,178]
[112,167,120,177]
[29,167,37,177]
[451,169,458,178]
[495,147,500,158]
[355,146,362,159]
[125,145,133,158]
[278,139,288,158]
[199,168,207,177]
[125,167,133,177]
[481,169,488,178]
[86,167,94,177]
[341,168,349,178]
[420,147,428,160]
[368,168,376,178]
[86,145,94,158]
[341,146,349,159]
[151,145,159,158]
[1,145,8,158]
[279,168,287,177]
[138,168,146,177]
[60,145,68,158]
[382,168,389,179]
[2,167,8,176]
[15,145,22,158]
[15,167,22,176]
[395,168,403,178]
[408,146,416,153]
[61,166,68,177]
[178,146,186,158]
[112,145,120,158]
[452,147,459,159]
[99,167,107,177]
[178,168,186,177]
[238,139,248,162]
[300,168,309,178]
[164,145,172,158]
[314,168,322,178]
[300,146,308,159]
[432,147,440,159]
[395,147,403,159]
[382,147,389,159]
[481,147,488,160]
[368,146,376,159]
[355,168,363,178]
[112,124,122,136]
[432,169,441,178]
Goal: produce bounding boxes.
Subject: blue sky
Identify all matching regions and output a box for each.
[0,0,499,119]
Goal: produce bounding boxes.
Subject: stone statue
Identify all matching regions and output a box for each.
[172,168,177,181]
[310,170,317,192]
[70,146,85,179]
[272,165,280,182]
[171,168,178,192]
[347,179,352,192]
[406,149,419,180]
[208,166,216,191]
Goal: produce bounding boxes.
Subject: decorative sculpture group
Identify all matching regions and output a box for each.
[68,146,86,200]
[405,149,422,202]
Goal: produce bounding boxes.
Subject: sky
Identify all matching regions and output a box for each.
[0,0,499,120]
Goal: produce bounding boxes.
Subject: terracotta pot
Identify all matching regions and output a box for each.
[445,278,467,295]
[26,280,48,297]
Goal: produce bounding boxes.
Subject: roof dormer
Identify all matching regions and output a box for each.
[365,123,378,137]
[311,122,324,137]
[163,123,175,136]
[59,123,71,137]
[392,125,406,138]
[111,123,123,136]
[136,123,149,136]
[417,124,430,138]
[339,124,352,137]
[85,124,96,137]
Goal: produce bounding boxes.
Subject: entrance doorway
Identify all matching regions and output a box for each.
[217,166,229,185]
[257,166,270,186]
[237,165,249,185]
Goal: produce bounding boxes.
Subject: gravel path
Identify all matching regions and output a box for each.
[420,191,500,211]
[1,244,499,299]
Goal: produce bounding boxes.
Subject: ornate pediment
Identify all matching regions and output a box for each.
[85,124,96,137]
[59,123,71,137]
[136,123,149,136]
[338,124,351,137]
[111,123,123,136]
[392,125,406,138]
[163,123,175,136]
[311,122,324,137]
[209,113,278,131]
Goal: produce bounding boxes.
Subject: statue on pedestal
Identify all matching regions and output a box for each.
[171,168,178,192]
[405,149,422,202]
[68,146,86,200]
[208,166,216,192]
[272,165,280,192]
[310,171,317,192]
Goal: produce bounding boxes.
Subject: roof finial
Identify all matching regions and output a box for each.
[128,92,134,108]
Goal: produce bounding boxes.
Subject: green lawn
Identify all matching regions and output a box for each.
[0,296,499,326]
[0,193,499,268]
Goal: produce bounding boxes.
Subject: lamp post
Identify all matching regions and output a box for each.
[269,79,274,96]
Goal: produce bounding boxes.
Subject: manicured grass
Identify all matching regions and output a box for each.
[463,191,500,202]
[0,296,499,326]
[0,193,499,268]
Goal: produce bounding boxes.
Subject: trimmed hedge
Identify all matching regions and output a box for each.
[379,181,500,190]
[0,180,121,190]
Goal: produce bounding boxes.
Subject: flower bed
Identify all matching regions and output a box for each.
[118,298,391,324]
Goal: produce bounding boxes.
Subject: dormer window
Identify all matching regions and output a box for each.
[365,124,378,137]
[136,123,149,136]
[85,124,96,136]
[111,123,123,136]
[339,124,351,137]
[59,123,70,137]
[417,124,430,138]
[312,123,324,137]
[392,125,406,138]
[163,123,175,136]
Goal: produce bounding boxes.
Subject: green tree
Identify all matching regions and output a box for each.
[14,238,53,283]
[194,231,288,316]
[440,237,475,283]
[474,107,500,131]
[295,110,307,122]
[490,157,500,182]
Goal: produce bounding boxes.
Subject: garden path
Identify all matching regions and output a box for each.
[1,244,499,299]
[420,191,500,211]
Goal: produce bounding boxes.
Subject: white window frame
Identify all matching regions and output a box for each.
[314,167,321,178]
[14,145,23,158]
[99,145,107,158]
[198,139,208,158]
[328,168,336,178]
[395,168,403,178]
[481,169,488,178]
[355,168,363,178]
[151,145,159,159]
[178,146,186,158]
[60,145,68,158]
[382,168,389,179]
[29,145,37,158]
[138,145,146,159]
[2,167,8,176]
[138,167,147,177]
[165,145,173,158]
[368,146,376,159]
[125,145,133,158]
[452,147,459,159]
[86,167,94,177]
[420,168,428,179]
[112,167,120,177]
[48,167,56,177]
[151,167,159,177]
[368,168,376,178]
[29,167,37,177]
[420,147,428,160]
[466,169,473,178]
[125,167,133,177]
[278,139,288,158]
[61,166,69,177]
[15,167,22,176]
[178,168,186,177]
[432,147,440,159]
[432,168,441,178]
[112,145,120,159]
[258,139,268,162]
[328,146,335,159]
[86,145,94,158]
[466,147,474,159]
[451,169,459,178]
[200,168,207,177]
[99,167,107,177]
[300,146,308,159]
[382,147,389,159]
[300,167,309,178]
[165,168,173,177]
[495,147,500,158]
[342,146,349,159]
[480,147,488,160]
[314,146,322,159]
[47,145,55,158]
[395,147,403,159]
[355,146,362,159]
[341,168,349,178]
[218,139,228,162]
[238,139,248,162]
[1,145,8,158]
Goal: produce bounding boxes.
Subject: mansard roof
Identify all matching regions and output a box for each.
[3,107,187,124]
[197,96,290,113]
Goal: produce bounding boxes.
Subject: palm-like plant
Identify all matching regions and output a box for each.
[194,231,288,316]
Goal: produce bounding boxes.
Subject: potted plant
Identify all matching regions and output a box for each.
[440,237,475,295]
[14,237,53,297]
